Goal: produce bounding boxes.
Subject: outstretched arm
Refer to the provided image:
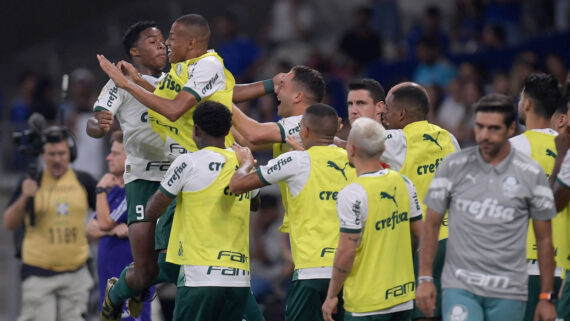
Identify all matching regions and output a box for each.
[98,54,198,121]
[232,104,282,144]
[233,73,283,103]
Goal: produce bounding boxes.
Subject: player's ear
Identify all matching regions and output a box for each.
[130,47,140,58]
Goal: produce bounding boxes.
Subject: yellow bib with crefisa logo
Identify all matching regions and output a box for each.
[286,145,356,269]
[152,52,236,152]
[521,130,564,262]
[399,121,456,240]
[166,147,251,271]
[343,170,415,313]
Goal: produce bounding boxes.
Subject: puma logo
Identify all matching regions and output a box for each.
[465,174,477,184]
[423,132,442,150]
[327,161,349,180]
[380,187,398,207]
[546,149,557,159]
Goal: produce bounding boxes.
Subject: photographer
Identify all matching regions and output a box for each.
[3,126,96,321]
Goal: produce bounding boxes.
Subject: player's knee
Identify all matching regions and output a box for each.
[130,264,158,290]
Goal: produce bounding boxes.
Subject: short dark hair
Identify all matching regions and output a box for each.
[292,65,326,104]
[122,21,158,58]
[348,79,385,103]
[523,73,561,119]
[304,103,338,137]
[175,14,210,39]
[110,130,123,144]
[474,94,516,126]
[391,85,429,116]
[193,101,232,137]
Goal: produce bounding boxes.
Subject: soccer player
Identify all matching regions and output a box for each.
[88,21,180,321]
[345,78,385,125]
[548,85,570,321]
[230,103,356,321]
[231,65,326,271]
[381,82,460,321]
[321,117,423,321]
[509,73,564,321]
[416,94,557,321]
[142,101,259,321]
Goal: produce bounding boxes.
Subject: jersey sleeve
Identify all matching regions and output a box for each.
[276,116,301,143]
[509,135,531,156]
[93,79,124,114]
[380,130,406,171]
[337,183,368,233]
[529,167,556,221]
[423,157,453,215]
[182,57,226,102]
[256,151,304,186]
[449,132,461,152]
[401,174,423,221]
[160,154,195,198]
[556,152,570,189]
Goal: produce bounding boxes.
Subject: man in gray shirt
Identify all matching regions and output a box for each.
[416,94,557,321]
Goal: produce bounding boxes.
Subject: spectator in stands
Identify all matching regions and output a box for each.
[339,6,382,73]
[412,36,456,88]
[406,5,450,61]
[215,11,261,83]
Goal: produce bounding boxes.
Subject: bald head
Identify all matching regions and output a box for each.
[348,117,386,158]
[303,103,339,138]
[384,82,429,128]
[175,14,211,43]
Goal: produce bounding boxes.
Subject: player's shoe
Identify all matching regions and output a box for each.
[101,277,122,321]
[127,287,150,318]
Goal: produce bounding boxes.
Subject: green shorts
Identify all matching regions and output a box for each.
[285,278,344,321]
[345,310,412,321]
[156,251,179,285]
[244,290,265,321]
[125,179,161,225]
[523,273,562,321]
[558,270,570,321]
[412,238,447,320]
[173,286,250,321]
[155,197,176,251]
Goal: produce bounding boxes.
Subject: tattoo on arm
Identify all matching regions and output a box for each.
[348,236,359,243]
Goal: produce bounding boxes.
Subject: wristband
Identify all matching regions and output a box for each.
[418,276,434,284]
[539,292,556,302]
[263,79,274,94]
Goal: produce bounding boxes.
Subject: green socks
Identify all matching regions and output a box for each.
[109,267,139,305]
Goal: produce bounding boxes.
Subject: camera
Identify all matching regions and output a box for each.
[12,128,44,158]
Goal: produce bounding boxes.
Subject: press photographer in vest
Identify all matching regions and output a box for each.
[4,126,96,321]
